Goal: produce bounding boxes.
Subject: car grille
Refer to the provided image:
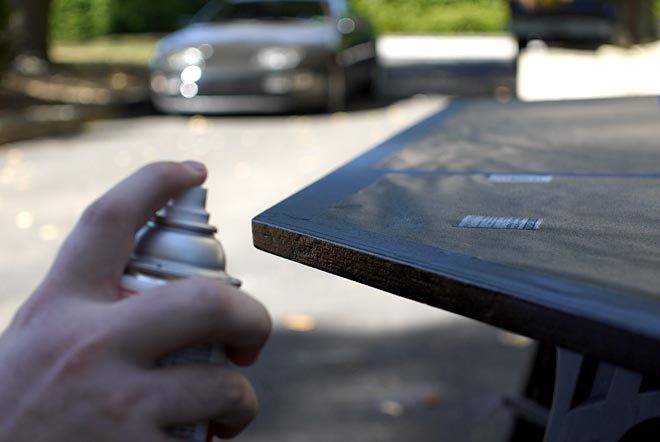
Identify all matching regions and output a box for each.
[206,45,258,69]
[198,74,264,96]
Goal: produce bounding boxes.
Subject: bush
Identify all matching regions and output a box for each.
[51,0,113,40]
[352,0,510,34]
[51,0,207,40]
[47,0,660,40]
[108,0,207,34]
[50,0,510,40]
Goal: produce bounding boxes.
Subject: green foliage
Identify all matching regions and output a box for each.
[352,0,510,34]
[51,0,207,40]
[45,0,660,40]
[108,0,207,34]
[51,0,510,40]
[51,0,113,40]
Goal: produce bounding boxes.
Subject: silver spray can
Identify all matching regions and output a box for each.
[120,186,241,442]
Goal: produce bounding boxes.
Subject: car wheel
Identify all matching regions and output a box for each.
[364,60,380,97]
[325,64,346,113]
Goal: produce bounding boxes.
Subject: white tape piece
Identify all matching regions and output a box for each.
[458,215,543,231]
[488,174,553,183]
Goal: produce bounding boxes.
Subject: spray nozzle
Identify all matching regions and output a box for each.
[155,187,216,233]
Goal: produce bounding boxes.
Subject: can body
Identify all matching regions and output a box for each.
[121,273,222,442]
[121,186,239,442]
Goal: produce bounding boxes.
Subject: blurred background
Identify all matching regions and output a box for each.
[0,1,658,441]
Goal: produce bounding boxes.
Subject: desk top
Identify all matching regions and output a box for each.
[253,97,660,374]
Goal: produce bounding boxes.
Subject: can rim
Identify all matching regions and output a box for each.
[128,260,241,287]
[153,215,218,234]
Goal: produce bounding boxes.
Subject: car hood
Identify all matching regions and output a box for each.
[157,20,339,55]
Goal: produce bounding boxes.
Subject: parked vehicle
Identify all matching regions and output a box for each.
[150,0,377,114]
[509,0,619,49]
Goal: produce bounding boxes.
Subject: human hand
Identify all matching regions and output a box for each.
[0,162,271,441]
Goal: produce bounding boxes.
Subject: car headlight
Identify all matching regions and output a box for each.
[255,47,303,70]
[181,65,203,83]
[166,47,205,70]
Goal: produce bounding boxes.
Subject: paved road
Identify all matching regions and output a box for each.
[0,95,531,441]
[377,35,660,101]
[378,35,518,99]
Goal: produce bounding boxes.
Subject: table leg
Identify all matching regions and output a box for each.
[508,342,555,442]
[544,348,660,442]
[508,345,660,442]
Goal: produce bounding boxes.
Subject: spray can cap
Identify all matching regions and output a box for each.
[155,187,216,233]
[126,187,241,286]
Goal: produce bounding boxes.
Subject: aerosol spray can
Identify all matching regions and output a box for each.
[120,186,241,442]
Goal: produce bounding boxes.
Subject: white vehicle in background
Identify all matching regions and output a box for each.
[150,0,378,114]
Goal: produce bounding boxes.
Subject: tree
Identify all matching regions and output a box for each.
[0,0,12,67]
[9,0,52,61]
[614,0,657,45]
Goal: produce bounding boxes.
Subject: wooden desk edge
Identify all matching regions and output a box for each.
[253,218,660,375]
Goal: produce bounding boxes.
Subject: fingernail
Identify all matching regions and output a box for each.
[181,161,207,176]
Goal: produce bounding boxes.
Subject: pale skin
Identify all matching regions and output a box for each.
[0,161,272,441]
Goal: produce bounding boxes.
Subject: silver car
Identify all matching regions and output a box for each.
[150,0,377,114]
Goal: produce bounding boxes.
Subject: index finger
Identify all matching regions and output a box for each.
[47,161,207,293]
[113,278,272,365]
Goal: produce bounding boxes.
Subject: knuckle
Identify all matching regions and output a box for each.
[100,383,148,423]
[53,332,108,378]
[218,370,256,413]
[12,305,113,370]
[171,369,240,415]
[186,281,270,347]
[189,279,227,317]
[11,294,52,329]
[80,198,124,228]
[179,386,215,414]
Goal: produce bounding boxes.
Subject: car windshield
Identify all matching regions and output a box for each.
[198,0,330,22]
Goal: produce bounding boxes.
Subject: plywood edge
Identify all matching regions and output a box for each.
[252,218,660,375]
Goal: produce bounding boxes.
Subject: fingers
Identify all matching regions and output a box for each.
[148,365,258,437]
[48,161,206,293]
[114,278,271,365]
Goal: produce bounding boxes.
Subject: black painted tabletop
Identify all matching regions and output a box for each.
[253,97,660,375]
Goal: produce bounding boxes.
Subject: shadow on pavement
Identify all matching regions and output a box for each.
[0,62,150,146]
[0,54,518,145]
[239,320,533,442]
